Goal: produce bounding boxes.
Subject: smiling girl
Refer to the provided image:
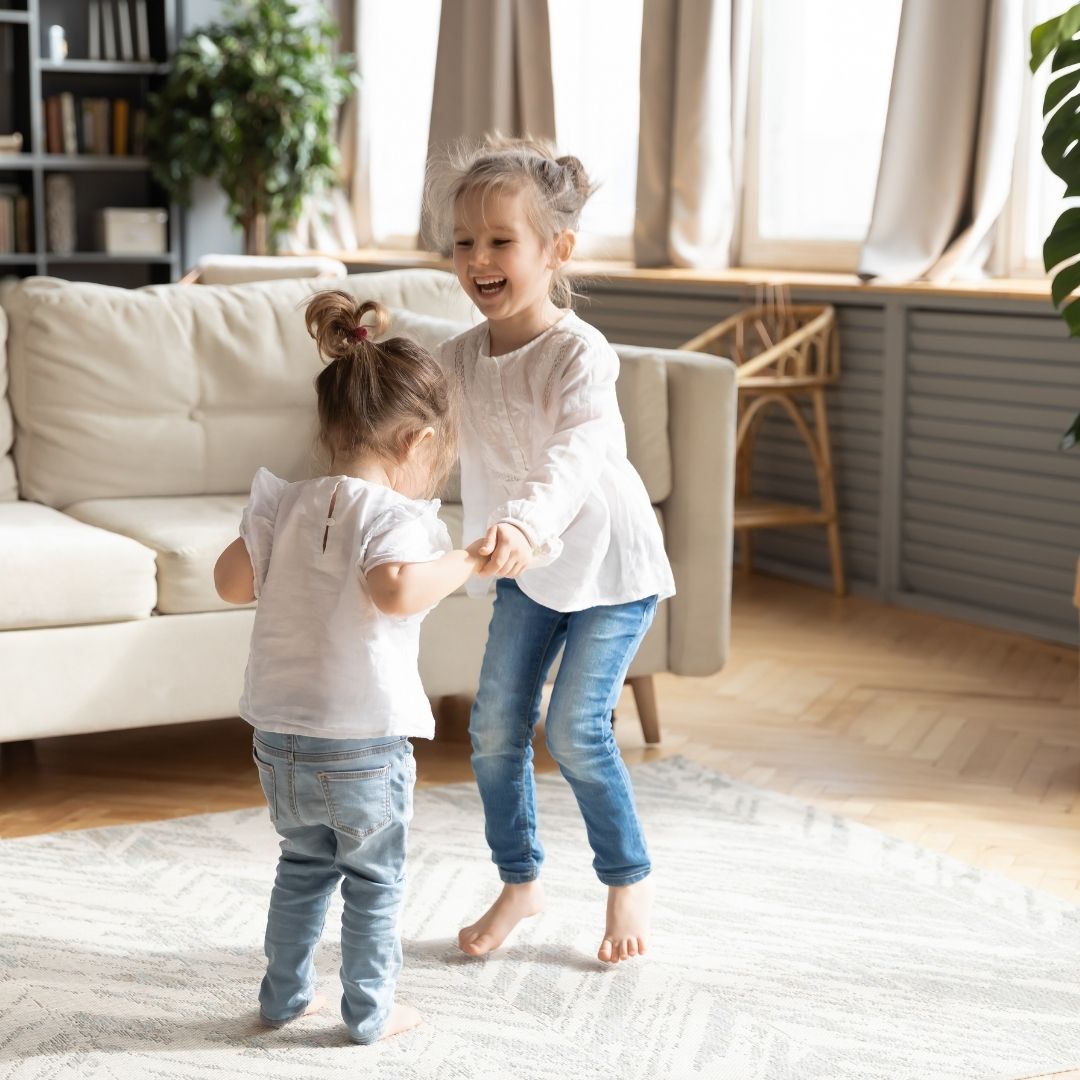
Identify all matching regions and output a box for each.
[427,137,675,965]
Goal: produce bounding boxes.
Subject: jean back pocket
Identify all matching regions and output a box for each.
[318,763,392,841]
[252,749,278,823]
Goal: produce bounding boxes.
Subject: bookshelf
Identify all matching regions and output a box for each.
[0,0,181,286]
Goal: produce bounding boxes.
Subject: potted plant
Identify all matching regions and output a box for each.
[1030,7,1080,635]
[147,0,354,255]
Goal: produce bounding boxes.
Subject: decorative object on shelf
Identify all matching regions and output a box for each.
[0,133,23,154]
[681,284,846,597]
[45,174,76,255]
[146,0,355,255]
[96,207,167,254]
[1030,5,1080,448]
[47,25,67,63]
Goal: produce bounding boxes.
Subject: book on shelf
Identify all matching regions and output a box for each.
[131,108,147,156]
[91,98,111,156]
[103,0,117,62]
[112,99,130,157]
[117,0,134,62]
[44,96,62,155]
[0,184,29,256]
[89,0,101,61]
[0,133,23,154]
[135,0,151,62]
[60,93,78,156]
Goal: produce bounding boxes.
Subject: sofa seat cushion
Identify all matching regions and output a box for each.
[0,501,157,629]
[66,495,249,615]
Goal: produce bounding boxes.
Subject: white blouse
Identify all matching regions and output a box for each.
[439,312,675,613]
[238,468,451,740]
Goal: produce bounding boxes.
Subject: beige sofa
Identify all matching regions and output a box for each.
[0,269,736,745]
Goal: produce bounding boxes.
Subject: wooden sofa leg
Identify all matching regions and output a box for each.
[628,676,661,745]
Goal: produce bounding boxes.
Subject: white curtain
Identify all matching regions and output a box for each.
[634,0,751,268]
[858,0,1024,282]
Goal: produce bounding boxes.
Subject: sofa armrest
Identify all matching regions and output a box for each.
[618,344,736,676]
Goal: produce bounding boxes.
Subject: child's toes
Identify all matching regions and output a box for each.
[598,937,615,964]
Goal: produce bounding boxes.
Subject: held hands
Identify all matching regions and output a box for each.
[470,522,534,579]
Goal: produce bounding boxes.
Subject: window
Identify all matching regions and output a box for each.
[1001,0,1070,276]
[741,0,903,271]
[361,1,441,247]
[548,0,644,259]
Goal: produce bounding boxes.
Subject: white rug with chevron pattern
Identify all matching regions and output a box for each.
[2,756,1079,1080]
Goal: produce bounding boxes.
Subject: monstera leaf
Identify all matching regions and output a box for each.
[1031,4,1080,447]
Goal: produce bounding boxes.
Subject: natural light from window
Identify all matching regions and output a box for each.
[548,0,643,257]
[362,1,441,246]
[753,0,902,247]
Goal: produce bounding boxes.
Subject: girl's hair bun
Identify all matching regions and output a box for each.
[304,290,391,364]
[556,155,593,202]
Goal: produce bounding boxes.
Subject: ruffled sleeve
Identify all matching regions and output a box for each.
[239,467,289,598]
[359,498,452,576]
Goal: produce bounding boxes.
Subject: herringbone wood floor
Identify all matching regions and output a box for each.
[3,577,1078,907]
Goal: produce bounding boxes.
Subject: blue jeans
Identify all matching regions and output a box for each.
[470,580,658,887]
[251,731,415,1045]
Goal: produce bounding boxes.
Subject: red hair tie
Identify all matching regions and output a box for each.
[353,325,368,342]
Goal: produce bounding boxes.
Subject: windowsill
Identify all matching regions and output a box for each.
[320,248,1053,304]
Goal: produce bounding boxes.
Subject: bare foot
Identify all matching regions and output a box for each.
[598,878,654,965]
[458,880,545,956]
[260,991,326,1028]
[379,1002,422,1040]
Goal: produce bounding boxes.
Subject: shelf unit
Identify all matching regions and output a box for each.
[0,0,181,286]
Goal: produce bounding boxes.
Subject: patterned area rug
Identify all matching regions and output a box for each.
[2,756,1079,1080]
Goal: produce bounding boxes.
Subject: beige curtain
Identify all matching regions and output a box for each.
[858,0,1023,283]
[420,0,555,249]
[282,0,368,254]
[635,0,751,268]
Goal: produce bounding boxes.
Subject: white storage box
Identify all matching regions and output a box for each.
[96,208,168,255]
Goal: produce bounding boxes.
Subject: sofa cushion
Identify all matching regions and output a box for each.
[614,346,671,503]
[3,270,478,509]
[0,302,16,501]
[0,501,156,629]
[66,495,249,615]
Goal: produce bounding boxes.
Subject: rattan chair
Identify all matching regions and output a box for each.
[682,295,846,596]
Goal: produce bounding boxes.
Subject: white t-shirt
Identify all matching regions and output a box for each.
[438,312,675,613]
[237,467,451,740]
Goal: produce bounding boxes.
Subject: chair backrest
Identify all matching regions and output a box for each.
[682,304,839,386]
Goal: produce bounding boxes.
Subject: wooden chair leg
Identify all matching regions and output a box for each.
[627,675,661,745]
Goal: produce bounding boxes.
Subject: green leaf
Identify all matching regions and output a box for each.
[1060,412,1080,450]
[1043,207,1080,271]
[1050,254,1080,308]
[1031,3,1080,71]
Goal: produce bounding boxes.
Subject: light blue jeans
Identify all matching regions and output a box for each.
[251,731,415,1045]
[470,579,658,887]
